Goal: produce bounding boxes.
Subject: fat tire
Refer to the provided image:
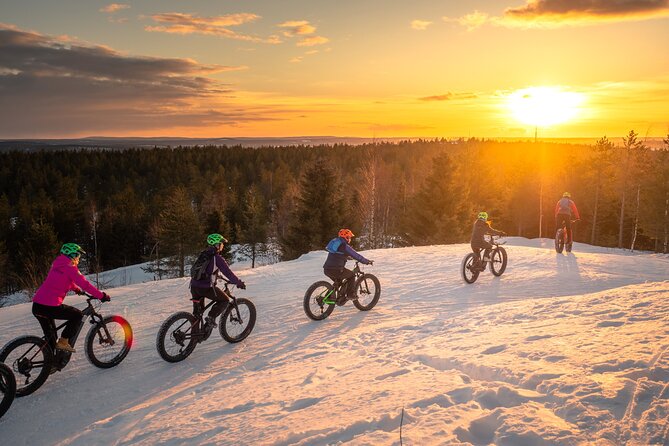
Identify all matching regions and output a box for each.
[156,312,198,363]
[0,363,16,418]
[555,229,565,253]
[0,336,52,397]
[490,247,508,276]
[462,253,480,284]
[85,315,133,369]
[219,298,256,343]
[304,281,335,321]
[352,274,381,311]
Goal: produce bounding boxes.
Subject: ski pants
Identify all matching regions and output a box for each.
[32,302,83,346]
[323,267,357,298]
[190,286,230,320]
[471,241,493,262]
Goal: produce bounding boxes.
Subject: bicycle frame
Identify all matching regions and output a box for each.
[323,262,364,305]
[47,299,103,349]
[186,280,243,342]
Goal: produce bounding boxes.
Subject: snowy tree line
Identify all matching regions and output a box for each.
[0,135,667,296]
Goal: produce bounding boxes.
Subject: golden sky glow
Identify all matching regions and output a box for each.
[0,0,668,138]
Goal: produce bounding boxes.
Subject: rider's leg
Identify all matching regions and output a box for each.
[341,268,356,299]
[207,287,230,324]
[481,241,493,261]
[32,303,82,352]
[565,218,573,244]
[32,304,57,348]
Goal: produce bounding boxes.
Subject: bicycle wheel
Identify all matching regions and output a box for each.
[303,281,335,321]
[156,312,198,363]
[85,315,133,369]
[0,336,52,397]
[219,298,256,343]
[461,253,480,284]
[353,274,381,311]
[490,247,508,276]
[555,230,564,253]
[0,362,16,419]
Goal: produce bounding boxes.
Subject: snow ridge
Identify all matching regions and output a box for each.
[0,238,667,445]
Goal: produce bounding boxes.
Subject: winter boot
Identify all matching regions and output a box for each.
[55,337,76,353]
[205,316,218,329]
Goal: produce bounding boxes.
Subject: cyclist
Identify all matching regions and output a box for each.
[555,192,580,245]
[323,229,373,305]
[190,233,245,331]
[32,243,110,353]
[470,212,505,267]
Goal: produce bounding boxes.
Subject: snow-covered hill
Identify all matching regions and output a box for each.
[0,238,668,445]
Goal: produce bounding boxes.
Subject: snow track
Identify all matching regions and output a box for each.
[0,238,668,445]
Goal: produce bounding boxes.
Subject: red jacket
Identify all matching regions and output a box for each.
[555,197,580,219]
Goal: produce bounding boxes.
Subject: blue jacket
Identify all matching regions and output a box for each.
[323,237,371,269]
[190,247,241,289]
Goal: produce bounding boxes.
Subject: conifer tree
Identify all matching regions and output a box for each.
[148,187,201,277]
[281,158,345,260]
[403,153,469,245]
[236,185,268,268]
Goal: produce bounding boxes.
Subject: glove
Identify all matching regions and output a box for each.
[100,292,111,303]
[367,260,374,265]
[236,281,246,290]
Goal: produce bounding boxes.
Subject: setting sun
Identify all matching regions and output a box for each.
[506,86,584,128]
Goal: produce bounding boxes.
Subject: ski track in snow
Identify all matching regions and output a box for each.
[0,238,668,446]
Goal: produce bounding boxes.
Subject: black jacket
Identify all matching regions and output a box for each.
[470,219,503,247]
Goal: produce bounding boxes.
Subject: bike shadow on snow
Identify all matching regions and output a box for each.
[555,252,582,278]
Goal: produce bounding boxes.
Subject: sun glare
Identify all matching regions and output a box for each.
[506,86,584,128]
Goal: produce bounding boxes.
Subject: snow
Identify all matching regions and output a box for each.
[0,237,668,445]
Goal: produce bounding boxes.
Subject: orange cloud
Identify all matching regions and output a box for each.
[100,3,130,13]
[277,20,328,46]
[278,20,316,36]
[296,35,329,47]
[420,92,478,101]
[146,13,281,43]
[449,1,669,29]
[410,19,432,30]
[443,10,490,31]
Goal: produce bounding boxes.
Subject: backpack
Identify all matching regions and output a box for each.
[325,237,344,254]
[557,197,572,215]
[190,249,214,280]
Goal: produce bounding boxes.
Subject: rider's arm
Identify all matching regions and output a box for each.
[215,254,241,285]
[555,202,560,218]
[570,201,581,220]
[66,266,104,299]
[343,244,371,265]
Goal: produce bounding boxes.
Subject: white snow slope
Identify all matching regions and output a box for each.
[0,238,668,446]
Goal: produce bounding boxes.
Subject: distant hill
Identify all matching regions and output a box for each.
[0,136,421,151]
[1,136,666,151]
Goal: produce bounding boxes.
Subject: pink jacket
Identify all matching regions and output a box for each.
[33,255,104,306]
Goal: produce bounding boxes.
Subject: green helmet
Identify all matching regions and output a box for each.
[478,211,488,221]
[60,243,85,258]
[207,233,228,246]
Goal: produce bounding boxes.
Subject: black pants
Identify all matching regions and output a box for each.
[471,241,493,263]
[556,213,573,243]
[32,302,83,346]
[190,286,230,320]
[324,267,356,299]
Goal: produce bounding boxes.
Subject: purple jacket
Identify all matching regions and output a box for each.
[190,247,241,289]
[33,254,104,306]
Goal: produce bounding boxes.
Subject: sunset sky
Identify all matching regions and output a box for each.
[1,0,668,138]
